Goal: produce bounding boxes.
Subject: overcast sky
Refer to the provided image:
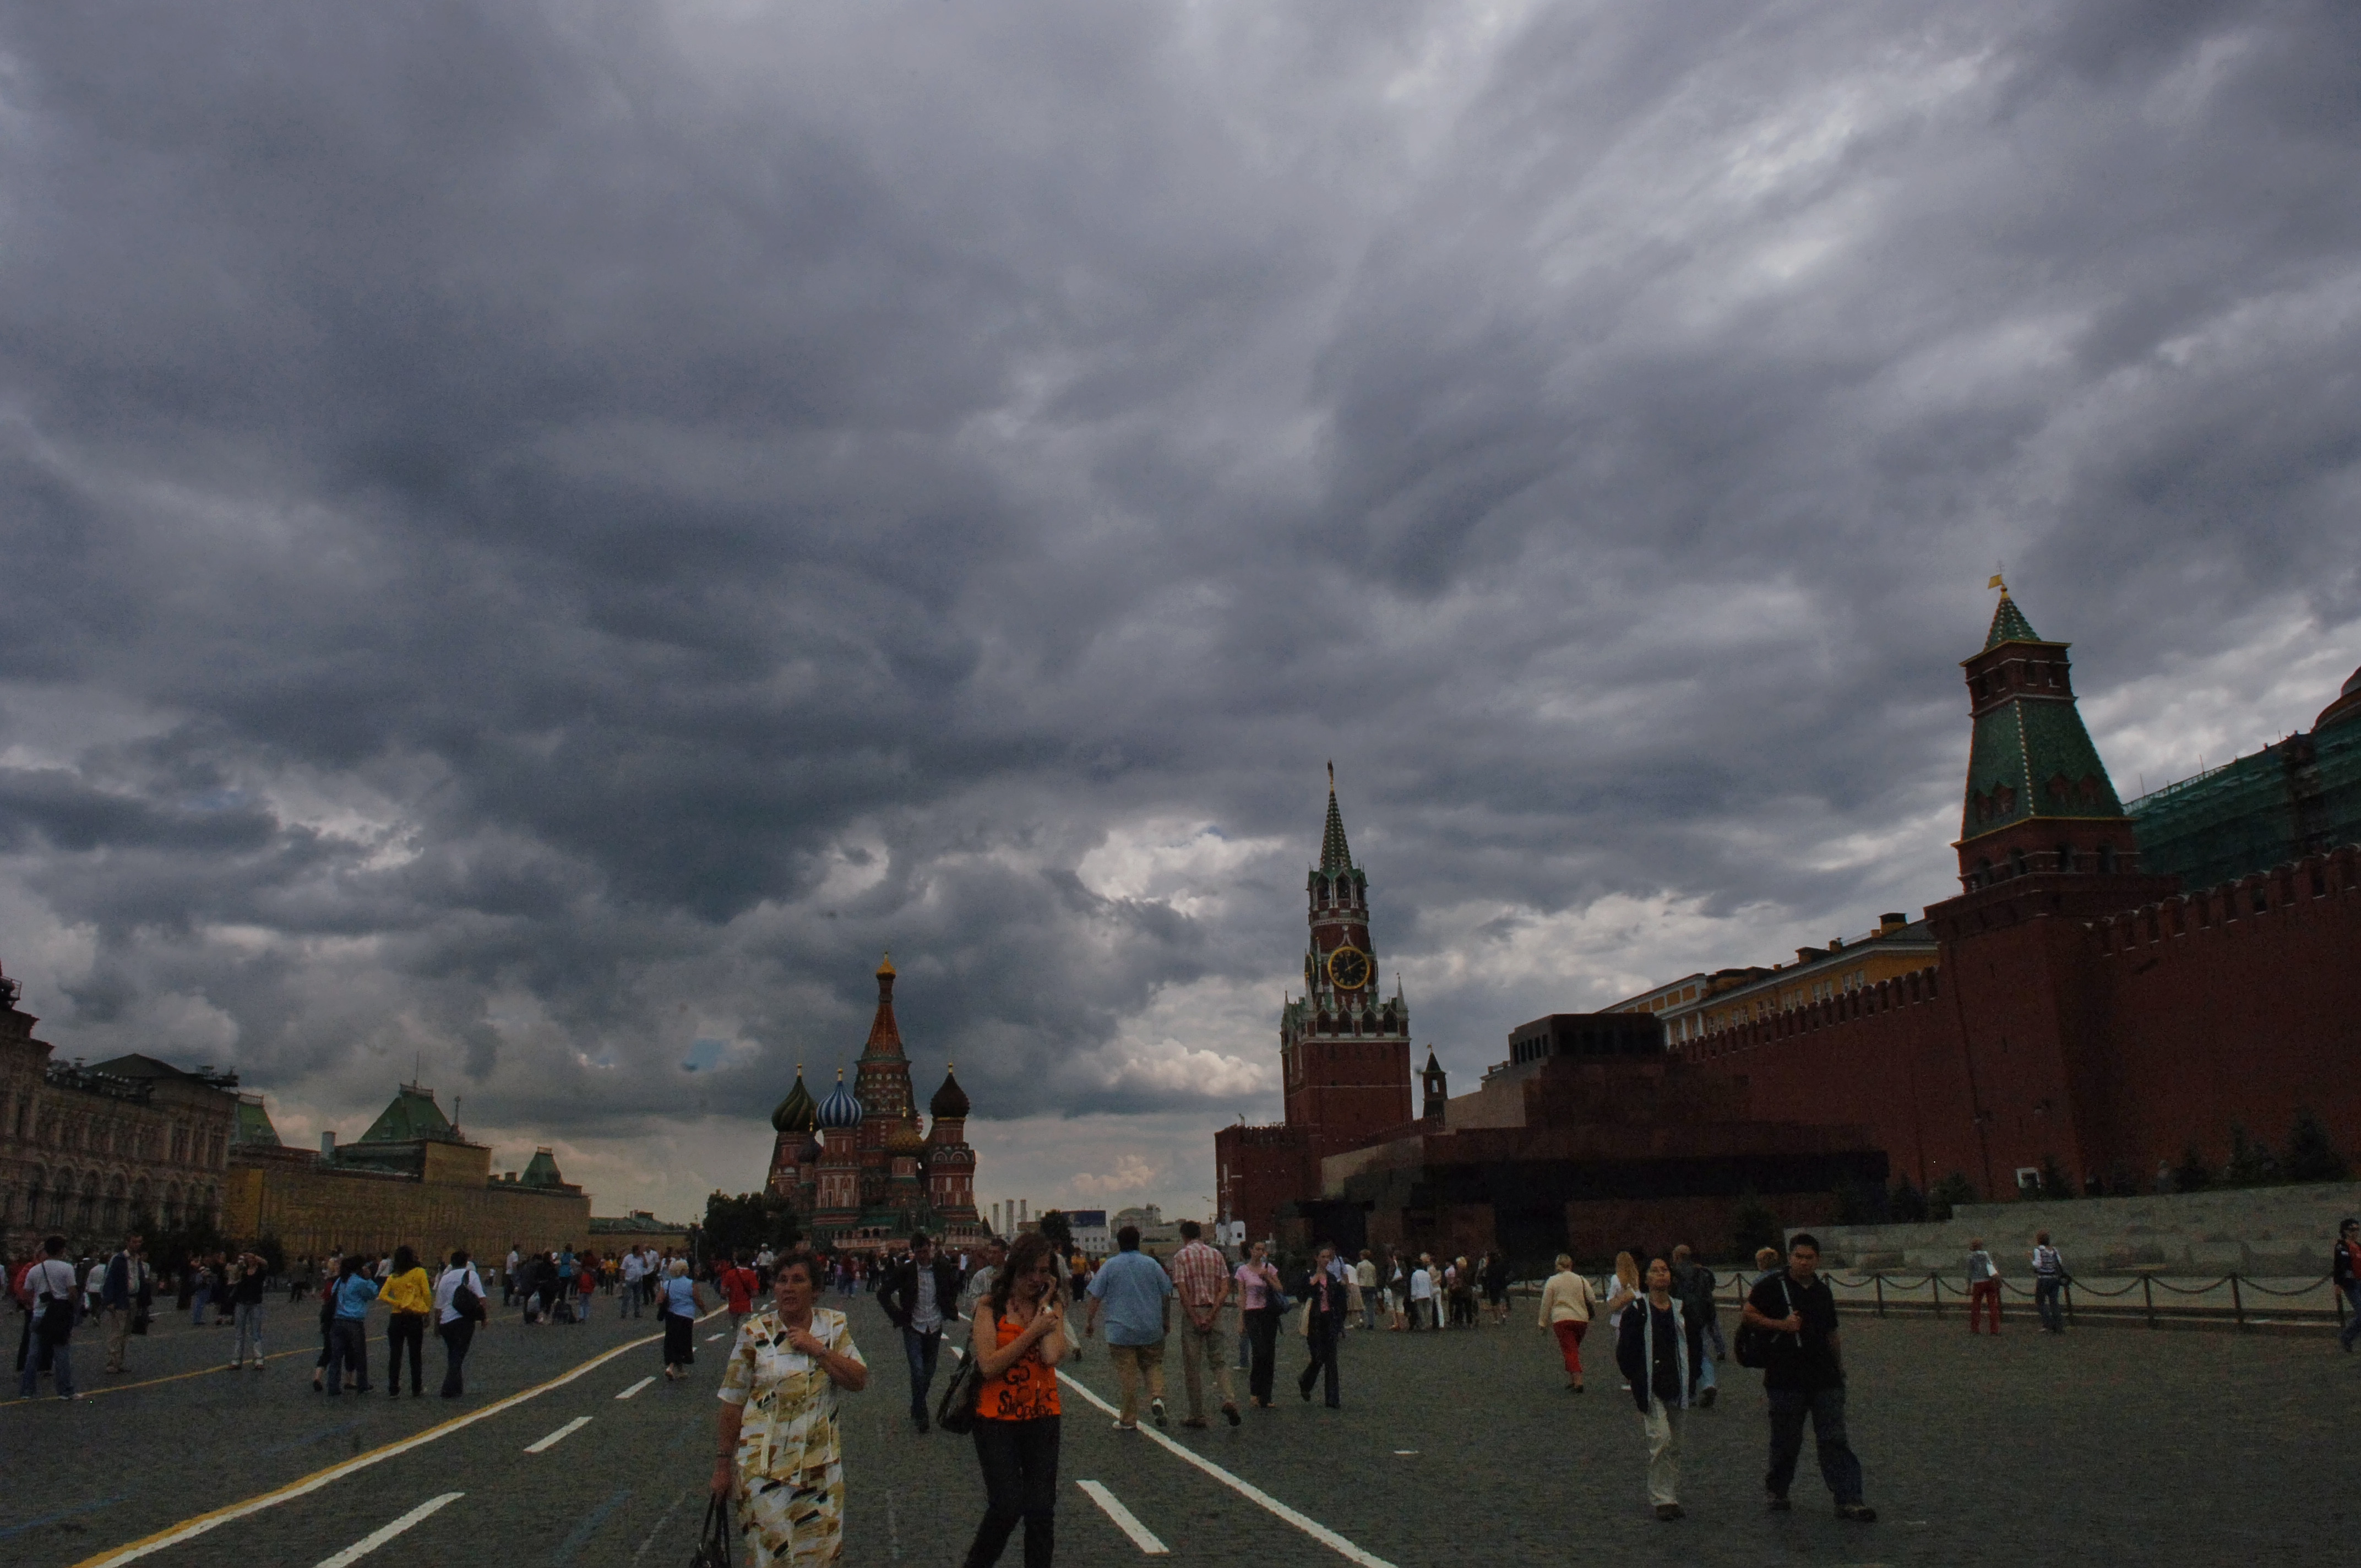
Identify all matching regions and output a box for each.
[2,1,2355,1226]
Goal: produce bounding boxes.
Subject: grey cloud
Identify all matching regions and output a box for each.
[0,0,2355,1209]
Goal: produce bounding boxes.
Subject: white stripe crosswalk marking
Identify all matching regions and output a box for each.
[1076,1482,1168,1555]
[614,1376,655,1400]
[523,1416,592,1453]
[311,1494,464,1568]
[1056,1370,1396,1568]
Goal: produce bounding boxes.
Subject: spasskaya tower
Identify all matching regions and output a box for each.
[1279,766,1413,1135]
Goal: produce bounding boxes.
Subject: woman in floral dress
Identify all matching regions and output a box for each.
[712,1249,870,1565]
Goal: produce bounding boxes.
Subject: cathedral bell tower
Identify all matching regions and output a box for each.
[1278,767,1414,1142]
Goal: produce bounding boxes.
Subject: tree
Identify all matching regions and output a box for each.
[2223,1124,2280,1188]
[1887,1177,1928,1224]
[1730,1194,1781,1260]
[700,1190,802,1261]
[2173,1144,2214,1194]
[2035,1153,2077,1201]
[1836,1177,1886,1227]
[1927,1172,1978,1224]
[2281,1109,2351,1183]
[1036,1209,1075,1255]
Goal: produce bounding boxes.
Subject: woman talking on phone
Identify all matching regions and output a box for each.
[961,1231,1069,1567]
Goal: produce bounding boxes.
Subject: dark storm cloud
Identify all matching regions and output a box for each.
[1,0,2356,1190]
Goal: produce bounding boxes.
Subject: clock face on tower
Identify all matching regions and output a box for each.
[1325,945,1373,992]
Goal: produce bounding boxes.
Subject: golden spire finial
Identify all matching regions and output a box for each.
[877,950,895,977]
[1989,571,2007,595]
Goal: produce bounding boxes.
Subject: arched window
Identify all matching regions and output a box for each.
[2098,843,2115,873]
[2055,843,2074,874]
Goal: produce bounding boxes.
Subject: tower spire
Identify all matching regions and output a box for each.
[1320,766,1354,873]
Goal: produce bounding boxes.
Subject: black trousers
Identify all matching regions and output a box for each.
[964,1414,1059,1568]
[1246,1306,1280,1404]
[438,1319,475,1396]
[387,1312,426,1392]
[325,1319,369,1393]
[1298,1316,1341,1407]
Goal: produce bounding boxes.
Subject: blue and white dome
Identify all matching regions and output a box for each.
[817,1068,866,1130]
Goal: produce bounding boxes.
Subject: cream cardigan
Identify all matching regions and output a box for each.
[1537,1269,1595,1325]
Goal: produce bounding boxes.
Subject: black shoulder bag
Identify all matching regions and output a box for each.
[1733,1277,1791,1370]
[935,1319,989,1436]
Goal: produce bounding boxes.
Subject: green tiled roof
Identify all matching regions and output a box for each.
[358,1084,458,1144]
[1961,680,2127,841]
[1984,593,2041,650]
[1320,782,1354,874]
[521,1147,566,1187]
[233,1096,282,1147]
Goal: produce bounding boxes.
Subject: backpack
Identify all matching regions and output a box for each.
[1732,1276,1793,1370]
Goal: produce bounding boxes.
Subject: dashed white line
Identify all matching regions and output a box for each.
[1076,1481,1168,1555]
[311,1494,464,1568]
[524,1416,593,1453]
[1056,1370,1396,1568]
[705,1332,726,1342]
[614,1376,655,1400]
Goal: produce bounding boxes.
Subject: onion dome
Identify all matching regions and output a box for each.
[2316,665,2361,732]
[817,1068,865,1130]
[884,1124,926,1157]
[770,1065,817,1133]
[929,1063,971,1120]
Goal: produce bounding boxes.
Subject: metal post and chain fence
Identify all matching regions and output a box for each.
[1694,1266,2347,1332]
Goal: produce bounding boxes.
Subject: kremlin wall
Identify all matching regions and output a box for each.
[1222,589,2361,1267]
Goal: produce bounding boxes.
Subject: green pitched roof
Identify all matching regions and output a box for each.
[357,1084,458,1144]
[1960,679,2128,842]
[1320,780,1354,874]
[1984,592,2041,650]
[233,1096,283,1147]
[521,1147,567,1187]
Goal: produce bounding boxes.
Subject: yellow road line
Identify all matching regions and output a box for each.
[72,1310,723,1567]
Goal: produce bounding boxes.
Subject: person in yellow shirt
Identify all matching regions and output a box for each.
[379,1246,434,1397]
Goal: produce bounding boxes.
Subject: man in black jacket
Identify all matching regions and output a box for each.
[875,1232,963,1433]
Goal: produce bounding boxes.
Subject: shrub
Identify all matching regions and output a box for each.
[2281,1109,2351,1183]
[2223,1124,2280,1188]
[1731,1196,1781,1260]
[1887,1177,1928,1224]
[1927,1172,1978,1223]
[2036,1153,2077,1200]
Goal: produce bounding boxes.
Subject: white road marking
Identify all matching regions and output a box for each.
[75,1310,728,1568]
[311,1494,464,1568]
[1392,1450,1418,1456]
[524,1416,594,1453]
[705,1332,726,1342]
[1076,1482,1168,1555]
[614,1376,655,1400]
[1057,1370,1396,1568]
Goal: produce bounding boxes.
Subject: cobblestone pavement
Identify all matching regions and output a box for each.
[8,1289,2358,1566]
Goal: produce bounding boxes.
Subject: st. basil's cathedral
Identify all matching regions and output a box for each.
[765,954,984,1253]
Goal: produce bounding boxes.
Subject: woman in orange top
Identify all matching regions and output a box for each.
[961,1231,1067,1567]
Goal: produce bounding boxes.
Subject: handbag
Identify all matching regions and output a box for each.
[33,1262,76,1346]
[688,1495,732,1568]
[452,1270,487,1324]
[935,1331,988,1436]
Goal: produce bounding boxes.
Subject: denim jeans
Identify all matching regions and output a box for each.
[325,1317,369,1393]
[1765,1385,1864,1504]
[18,1334,71,1398]
[235,1302,265,1366]
[2034,1277,2065,1332]
[904,1327,943,1420]
[2340,1281,2361,1351]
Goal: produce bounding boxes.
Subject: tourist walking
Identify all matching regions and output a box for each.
[2337,1219,2361,1353]
[381,1245,432,1396]
[1966,1239,2001,1335]
[1085,1224,1173,1430]
[1165,1219,1239,1428]
[2031,1233,2068,1333]
[712,1249,869,1566]
[878,1231,963,1433]
[1742,1234,1875,1522]
[230,1248,268,1370]
[621,1246,646,1318]
[1669,1244,1719,1407]
[1483,1252,1512,1325]
[1537,1253,1595,1392]
[1297,1244,1346,1408]
[100,1233,150,1375]
[433,1248,487,1396]
[720,1251,759,1330]
[1385,1256,1408,1331]
[962,1232,1067,1568]
[19,1235,78,1400]
[1608,1256,1691,1521]
[661,1258,709,1380]
[1407,1257,1434,1331]
[1354,1251,1380,1331]
[312,1250,342,1390]
[323,1254,378,1396]
[504,1244,521,1307]
[1235,1241,1285,1407]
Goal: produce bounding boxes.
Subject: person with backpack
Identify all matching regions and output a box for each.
[433,1249,488,1396]
[2031,1233,2068,1334]
[1740,1234,1875,1523]
[19,1235,79,1400]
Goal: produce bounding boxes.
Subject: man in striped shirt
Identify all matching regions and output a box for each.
[1165,1220,1241,1429]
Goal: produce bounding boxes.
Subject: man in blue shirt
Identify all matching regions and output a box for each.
[1084,1226,1174,1429]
